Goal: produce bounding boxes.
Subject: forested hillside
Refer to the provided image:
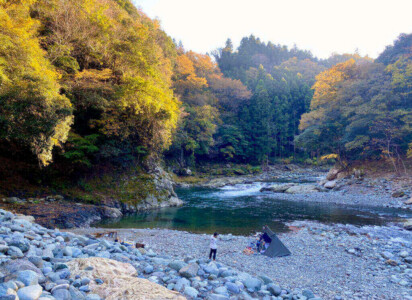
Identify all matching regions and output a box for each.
[297,34,412,173]
[0,0,411,187]
[1,0,179,173]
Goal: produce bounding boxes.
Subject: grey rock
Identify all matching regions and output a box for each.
[258,275,273,285]
[174,278,190,292]
[144,265,154,274]
[79,285,90,293]
[57,270,70,280]
[17,270,38,286]
[214,286,228,296]
[207,294,229,300]
[324,180,337,189]
[225,282,240,294]
[68,286,85,300]
[285,185,319,194]
[8,239,29,252]
[28,256,43,268]
[6,247,23,259]
[54,264,68,272]
[81,278,90,286]
[50,284,69,294]
[302,289,315,299]
[17,285,43,300]
[52,288,71,300]
[85,294,101,300]
[242,277,262,292]
[42,267,53,275]
[184,286,199,298]
[168,261,187,271]
[2,282,17,291]
[72,280,81,288]
[204,263,219,276]
[0,295,18,300]
[179,263,199,278]
[267,283,282,296]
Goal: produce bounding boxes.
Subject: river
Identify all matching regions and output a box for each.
[95,181,412,234]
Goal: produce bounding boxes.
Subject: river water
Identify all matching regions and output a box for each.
[95,181,411,235]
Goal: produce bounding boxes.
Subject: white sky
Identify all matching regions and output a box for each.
[133,0,412,59]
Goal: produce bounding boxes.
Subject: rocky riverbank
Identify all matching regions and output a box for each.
[0,209,324,300]
[71,221,412,300]
[178,165,411,211]
[0,167,183,229]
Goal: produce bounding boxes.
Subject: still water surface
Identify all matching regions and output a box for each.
[95,182,411,235]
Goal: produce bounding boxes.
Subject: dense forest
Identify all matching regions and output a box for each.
[0,0,411,182]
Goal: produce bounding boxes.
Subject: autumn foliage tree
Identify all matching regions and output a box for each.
[297,33,412,172]
[0,0,73,166]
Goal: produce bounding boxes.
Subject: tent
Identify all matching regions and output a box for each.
[261,226,291,258]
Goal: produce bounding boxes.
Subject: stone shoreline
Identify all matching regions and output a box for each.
[70,221,412,300]
[0,209,324,300]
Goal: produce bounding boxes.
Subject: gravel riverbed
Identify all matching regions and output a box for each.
[71,222,412,300]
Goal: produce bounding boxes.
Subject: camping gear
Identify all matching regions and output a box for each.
[261,226,291,257]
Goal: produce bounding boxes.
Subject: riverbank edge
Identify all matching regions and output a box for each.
[0,208,323,300]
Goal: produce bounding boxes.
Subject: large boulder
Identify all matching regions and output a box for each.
[66,257,185,300]
[285,185,319,194]
[242,277,262,293]
[179,263,199,278]
[183,286,198,298]
[267,283,281,296]
[168,261,187,271]
[392,191,405,198]
[174,278,191,292]
[204,262,219,275]
[7,246,24,258]
[17,285,43,300]
[260,184,294,193]
[17,270,39,286]
[101,207,123,219]
[404,198,412,205]
[326,167,341,181]
[0,259,42,283]
[324,180,337,189]
[403,219,412,231]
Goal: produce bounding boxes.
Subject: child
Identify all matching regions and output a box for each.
[209,232,218,261]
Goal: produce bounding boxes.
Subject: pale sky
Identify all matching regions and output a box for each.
[133,0,412,59]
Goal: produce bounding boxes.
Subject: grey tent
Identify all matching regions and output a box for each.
[261,226,291,258]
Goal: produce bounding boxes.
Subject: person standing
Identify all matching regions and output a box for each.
[209,232,218,261]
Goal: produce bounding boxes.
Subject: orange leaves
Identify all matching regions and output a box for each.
[174,53,209,92]
[176,55,195,76]
[311,59,357,109]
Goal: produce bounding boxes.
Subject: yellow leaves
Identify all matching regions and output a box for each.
[0,0,73,166]
[386,58,412,94]
[34,115,74,166]
[75,68,113,82]
[320,153,339,161]
[176,55,195,76]
[310,59,357,110]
